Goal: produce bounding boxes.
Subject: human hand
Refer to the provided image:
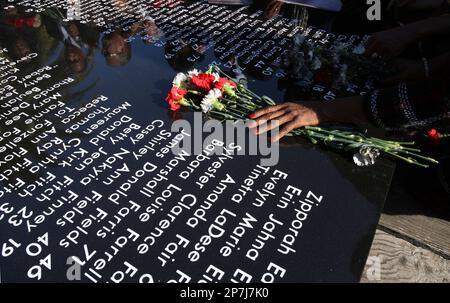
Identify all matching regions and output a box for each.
[248,102,325,142]
[365,27,417,60]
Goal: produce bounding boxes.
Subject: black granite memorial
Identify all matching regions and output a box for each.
[0,0,394,282]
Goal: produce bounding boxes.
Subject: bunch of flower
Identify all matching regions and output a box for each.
[284,33,388,90]
[165,66,275,119]
[165,65,438,168]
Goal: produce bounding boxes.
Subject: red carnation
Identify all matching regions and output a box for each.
[166,86,187,102]
[427,128,440,140]
[165,86,187,111]
[25,17,35,28]
[169,100,181,111]
[190,73,216,91]
[214,77,237,90]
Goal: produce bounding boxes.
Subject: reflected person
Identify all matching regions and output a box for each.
[102,29,132,66]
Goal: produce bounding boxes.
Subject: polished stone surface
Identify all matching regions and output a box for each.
[0,0,394,282]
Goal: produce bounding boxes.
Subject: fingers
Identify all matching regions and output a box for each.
[366,46,391,60]
[365,34,380,56]
[248,104,298,138]
[365,33,391,59]
[365,39,377,56]
[271,121,300,142]
[248,108,288,129]
[377,48,393,60]
[248,103,321,141]
[254,112,296,135]
[249,104,287,121]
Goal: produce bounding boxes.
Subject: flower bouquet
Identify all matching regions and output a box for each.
[165,65,438,168]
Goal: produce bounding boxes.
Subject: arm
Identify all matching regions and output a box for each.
[249,78,450,141]
[429,51,450,75]
[365,14,450,59]
[248,96,369,142]
[408,14,450,40]
[364,78,450,130]
[383,51,450,85]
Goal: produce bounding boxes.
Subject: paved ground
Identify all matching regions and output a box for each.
[361,166,450,283]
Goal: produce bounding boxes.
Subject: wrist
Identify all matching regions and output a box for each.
[336,96,369,125]
[308,96,369,126]
[316,104,333,123]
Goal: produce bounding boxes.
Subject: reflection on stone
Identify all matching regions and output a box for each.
[0,0,394,283]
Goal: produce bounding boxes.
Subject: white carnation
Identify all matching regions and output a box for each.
[173,73,187,87]
[212,72,220,82]
[201,89,222,113]
[188,69,200,78]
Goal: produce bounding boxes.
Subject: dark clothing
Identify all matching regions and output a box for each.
[365,78,450,198]
[364,78,450,131]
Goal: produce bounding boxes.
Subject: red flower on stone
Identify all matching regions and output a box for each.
[165,86,187,111]
[214,77,237,91]
[168,99,181,111]
[427,128,440,140]
[190,73,216,91]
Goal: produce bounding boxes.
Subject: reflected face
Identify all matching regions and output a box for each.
[67,22,81,38]
[102,32,130,66]
[65,45,86,73]
[32,14,42,28]
[103,32,125,54]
